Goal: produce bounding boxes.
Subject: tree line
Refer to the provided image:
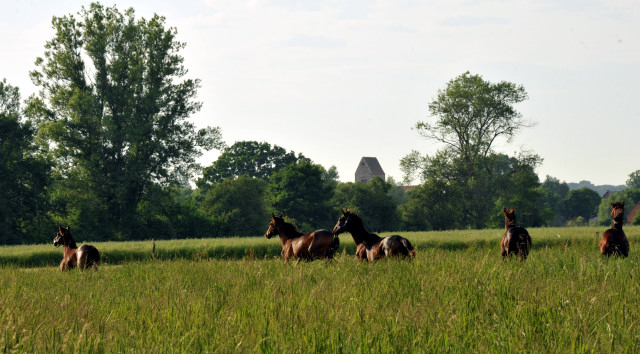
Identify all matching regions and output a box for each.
[1,3,638,245]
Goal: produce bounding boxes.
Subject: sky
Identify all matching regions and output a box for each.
[1,0,639,186]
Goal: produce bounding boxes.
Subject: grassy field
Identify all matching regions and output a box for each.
[1,226,639,352]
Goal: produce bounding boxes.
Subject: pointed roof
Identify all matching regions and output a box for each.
[360,157,385,176]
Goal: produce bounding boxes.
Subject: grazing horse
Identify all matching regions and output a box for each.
[501,208,532,261]
[332,209,415,262]
[600,201,629,257]
[265,214,340,261]
[53,226,100,271]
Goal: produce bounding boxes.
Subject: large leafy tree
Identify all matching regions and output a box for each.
[197,141,307,189]
[627,170,640,189]
[266,160,335,230]
[200,176,269,237]
[26,3,222,238]
[539,176,570,226]
[0,79,52,244]
[402,72,537,229]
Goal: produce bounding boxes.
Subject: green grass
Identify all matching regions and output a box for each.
[1,226,639,352]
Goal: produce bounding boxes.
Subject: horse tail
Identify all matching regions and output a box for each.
[516,233,530,261]
[400,237,416,258]
[84,245,101,269]
[327,236,340,259]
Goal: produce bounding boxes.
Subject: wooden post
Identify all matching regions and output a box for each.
[595,231,599,244]
[152,238,156,260]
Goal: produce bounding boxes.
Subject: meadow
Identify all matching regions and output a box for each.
[1,226,639,352]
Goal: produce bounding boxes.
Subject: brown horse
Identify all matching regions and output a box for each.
[53,226,100,271]
[332,209,415,262]
[265,214,340,261]
[501,208,532,261]
[600,201,629,257]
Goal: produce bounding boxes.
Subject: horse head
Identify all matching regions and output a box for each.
[265,213,284,239]
[503,208,517,227]
[610,201,625,221]
[53,226,71,247]
[333,209,353,236]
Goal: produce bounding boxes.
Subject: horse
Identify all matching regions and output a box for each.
[332,209,415,262]
[265,214,340,261]
[501,208,532,261]
[53,226,101,271]
[600,201,629,257]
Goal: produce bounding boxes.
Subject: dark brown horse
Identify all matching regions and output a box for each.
[53,226,100,271]
[600,201,629,257]
[332,209,415,262]
[265,214,339,261]
[501,208,532,261]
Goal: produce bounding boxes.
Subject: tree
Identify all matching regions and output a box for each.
[265,160,334,230]
[197,141,307,189]
[416,71,531,168]
[402,72,536,229]
[331,178,400,232]
[563,187,601,222]
[401,178,463,231]
[0,79,52,244]
[200,176,269,237]
[26,3,223,238]
[627,170,640,189]
[539,176,570,226]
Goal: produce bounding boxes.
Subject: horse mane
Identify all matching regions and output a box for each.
[279,220,304,238]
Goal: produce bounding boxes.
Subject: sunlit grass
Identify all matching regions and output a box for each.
[0,226,639,351]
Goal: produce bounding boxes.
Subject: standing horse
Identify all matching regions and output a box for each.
[501,208,532,261]
[332,209,415,262]
[53,226,100,271]
[600,201,629,257]
[265,214,340,261]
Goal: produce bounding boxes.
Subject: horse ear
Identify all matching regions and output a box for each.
[620,201,625,207]
[58,225,63,232]
[272,212,275,218]
[509,209,514,214]
[66,226,70,231]
[502,208,508,215]
[278,213,283,218]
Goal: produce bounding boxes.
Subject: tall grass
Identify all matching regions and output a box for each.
[0,226,638,352]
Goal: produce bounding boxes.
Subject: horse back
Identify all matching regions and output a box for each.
[77,244,100,269]
[600,228,629,257]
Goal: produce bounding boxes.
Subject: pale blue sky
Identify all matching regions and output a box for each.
[2,0,638,185]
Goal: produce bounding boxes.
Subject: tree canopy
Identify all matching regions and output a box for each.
[26,3,223,237]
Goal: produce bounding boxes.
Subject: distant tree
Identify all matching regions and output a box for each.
[26,3,223,239]
[401,178,463,231]
[197,141,307,189]
[627,170,640,189]
[0,79,52,244]
[563,187,601,222]
[597,189,640,226]
[265,160,334,230]
[331,178,399,232]
[200,176,269,237]
[539,176,570,226]
[490,154,545,228]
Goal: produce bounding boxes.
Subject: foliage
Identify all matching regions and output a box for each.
[563,187,601,221]
[330,177,400,232]
[597,188,640,226]
[416,71,531,166]
[265,160,335,230]
[402,73,538,230]
[627,170,640,189]
[26,3,223,239]
[0,79,52,244]
[199,176,269,237]
[197,141,307,189]
[539,175,570,226]
[401,178,463,231]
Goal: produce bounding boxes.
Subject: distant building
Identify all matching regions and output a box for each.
[627,203,640,225]
[355,157,385,183]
